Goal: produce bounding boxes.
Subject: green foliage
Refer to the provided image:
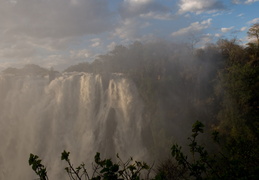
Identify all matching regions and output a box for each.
[247,23,259,46]
[217,38,247,64]
[171,121,259,180]
[214,33,259,144]
[154,159,187,180]
[29,121,259,180]
[171,121,217,179]
[212,33,259,180]
[61,150,70,161]
[29,153,49,180]
[217,60,259,140]
[29,151,151,180]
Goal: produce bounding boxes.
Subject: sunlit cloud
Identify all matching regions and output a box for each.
[215,33,222,37]
[221,26,235,33]
[171,19,212,36]
[232,0,259,4]
[196,33,214,47]
[240,26,247,31]
[107,42,117,51]
[0,0,115,39]
[178,0,225,14]
[140,12,175,20]
[70,49,93,59]
[113,18,142,41]
[248,18,259,24]
[91,38,102,48]
[120,0,170,19]
[0,0,257,71]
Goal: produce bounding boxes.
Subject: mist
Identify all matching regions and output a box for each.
[0,0,258,178]
[0,40,227,179]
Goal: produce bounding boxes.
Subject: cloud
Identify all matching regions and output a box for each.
[91,38,102,47]
[0,41,36,59]
[125,0,152,4]
[196,34,214,47]
[107,42,117,51]
[171,19,212,36]
[178,0,225,14]
[0,0,116,70]
[113,18,142,41]
[215,33,222,37]
[245,0,259,3]
[120,0,171,19]
[240,26,247,31]
[232,0,259,4]
[232,0,242,3]
[139,12,175,20]
[248,18,259,24]
[70,49,94,60]
[115,0,175,44]
[221,26,235,33]
[0,0,115,39]
[230,26,249,34]
[212,12,224,17]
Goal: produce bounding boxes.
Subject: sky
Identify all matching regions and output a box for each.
[0,0,258,71]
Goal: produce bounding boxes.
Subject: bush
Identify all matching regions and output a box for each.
[29,151,151,180]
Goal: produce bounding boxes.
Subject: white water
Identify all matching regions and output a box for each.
[0,72,147,179]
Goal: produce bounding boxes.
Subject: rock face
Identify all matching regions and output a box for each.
[0,72,147,179]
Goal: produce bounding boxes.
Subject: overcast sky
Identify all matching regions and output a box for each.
[0,0,258,70]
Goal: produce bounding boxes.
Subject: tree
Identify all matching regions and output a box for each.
[247,24,259,60]
[248,23,259,46]
[171,121,259,179]
[217,38,246,64]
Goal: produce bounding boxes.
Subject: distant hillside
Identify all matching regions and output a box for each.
[2,64,52,76]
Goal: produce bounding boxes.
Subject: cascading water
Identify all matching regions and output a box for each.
[0,72,148,179]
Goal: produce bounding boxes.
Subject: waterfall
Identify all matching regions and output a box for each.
[0,72,147,179]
